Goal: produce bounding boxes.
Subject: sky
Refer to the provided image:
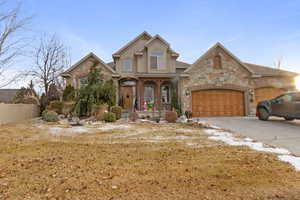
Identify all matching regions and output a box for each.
[4,0,300,88]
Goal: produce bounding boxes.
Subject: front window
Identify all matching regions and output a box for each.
[161,85,171,103]
[79,76,88,87]
[144,84,154,103]
[150,50,164,69]
[122,59,132,72]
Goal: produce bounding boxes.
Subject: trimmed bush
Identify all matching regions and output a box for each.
[48,100,64,114]
[185,110,192,119]
[111,106,122,120]
[129,112,139,122]
[103,112,116,122]
[165,111,178,123]
[42,110,59,122]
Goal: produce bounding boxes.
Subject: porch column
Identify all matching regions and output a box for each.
[139,80,144,111]
[155,80,161,111]
[114,79,119,106]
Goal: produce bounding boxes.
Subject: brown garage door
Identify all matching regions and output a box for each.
[255,87,284,105]
[192,89,245,117]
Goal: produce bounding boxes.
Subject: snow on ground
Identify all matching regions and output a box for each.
[278,155,300,171]
[204,128,300,171]
[48,126,91,136]
[97,124,132,131]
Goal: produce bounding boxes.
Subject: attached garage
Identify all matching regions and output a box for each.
[192,89,245,117]
[255,87,284,105]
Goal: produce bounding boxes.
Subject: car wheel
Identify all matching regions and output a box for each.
[258,108,269,121]
[284,117,295,121]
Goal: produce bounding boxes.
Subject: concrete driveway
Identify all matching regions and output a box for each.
[200,117,300,156]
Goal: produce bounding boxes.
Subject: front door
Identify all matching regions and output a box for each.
[122,86,133,110]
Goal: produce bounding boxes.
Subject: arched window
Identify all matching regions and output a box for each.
[161,84,171,103]
[213,55,222,69]
[144,82,155,103]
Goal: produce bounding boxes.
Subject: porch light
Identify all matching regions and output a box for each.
[295,76,300,91]
[185,89,190,96]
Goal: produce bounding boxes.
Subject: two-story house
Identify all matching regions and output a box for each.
[61,31,298,117]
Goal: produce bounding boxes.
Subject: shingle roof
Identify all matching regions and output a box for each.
[175,60,190,69]
[0,89,19,103]
[244,62,299,77]
[107,61,116,70]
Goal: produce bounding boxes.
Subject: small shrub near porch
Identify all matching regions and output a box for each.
[103,112,116,122]
[111,106,122,120]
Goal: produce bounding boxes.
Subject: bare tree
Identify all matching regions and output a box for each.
[0,1,32,88]
[30,34,70,97]
[274,56,283,69]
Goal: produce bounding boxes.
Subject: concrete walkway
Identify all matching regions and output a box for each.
[199,117,300,156]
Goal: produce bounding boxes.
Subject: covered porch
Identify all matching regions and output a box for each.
[118,77,175,112]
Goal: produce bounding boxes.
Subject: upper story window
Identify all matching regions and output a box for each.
[150,50,165,70]
[122,59,133,72]
[79,76,88,88]
[213,55,222,69]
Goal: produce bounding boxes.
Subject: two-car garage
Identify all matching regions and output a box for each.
[192,89,245,117]
[191,87,285,117]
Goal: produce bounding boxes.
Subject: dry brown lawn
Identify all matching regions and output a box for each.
[0,120,299,200]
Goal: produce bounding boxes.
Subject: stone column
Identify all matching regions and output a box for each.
[155,80,161,111]
[114,79,119,106]
[139,80,144,111]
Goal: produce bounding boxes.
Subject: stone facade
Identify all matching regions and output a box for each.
[180,45,253,114]
[180,44,297,115]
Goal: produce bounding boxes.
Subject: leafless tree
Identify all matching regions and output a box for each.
[30,34,70,97]
[0,1,32,88]
[274,56,283,69]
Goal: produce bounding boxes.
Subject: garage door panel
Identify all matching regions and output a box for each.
[192,89,245,117]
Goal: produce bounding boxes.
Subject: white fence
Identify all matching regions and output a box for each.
[0,104,40,125]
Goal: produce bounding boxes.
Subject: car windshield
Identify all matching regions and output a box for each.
[274,94,293,103]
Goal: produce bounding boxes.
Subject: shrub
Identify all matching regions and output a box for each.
[111,106,122,120]
[48,100,64,114]
[185,110,192,119]
[103,112,116,122]
[129,112,139,122]
[62,85,75,101]
[165,111,178,123]
[42,110,59,122]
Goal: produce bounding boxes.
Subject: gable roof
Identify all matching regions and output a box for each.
[244,62,299,77]
[61,52,117,77]
[112,31,152,58]
[135,34,179,57]
[184,42,253,74]
[175,60,190,69]
[0,89,19,103]
[144,34,170,47]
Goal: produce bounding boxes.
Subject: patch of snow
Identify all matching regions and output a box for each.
[204,129,290,155]
[48,126,90,136]
[278,155,300,171]
[98,124,132,131]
